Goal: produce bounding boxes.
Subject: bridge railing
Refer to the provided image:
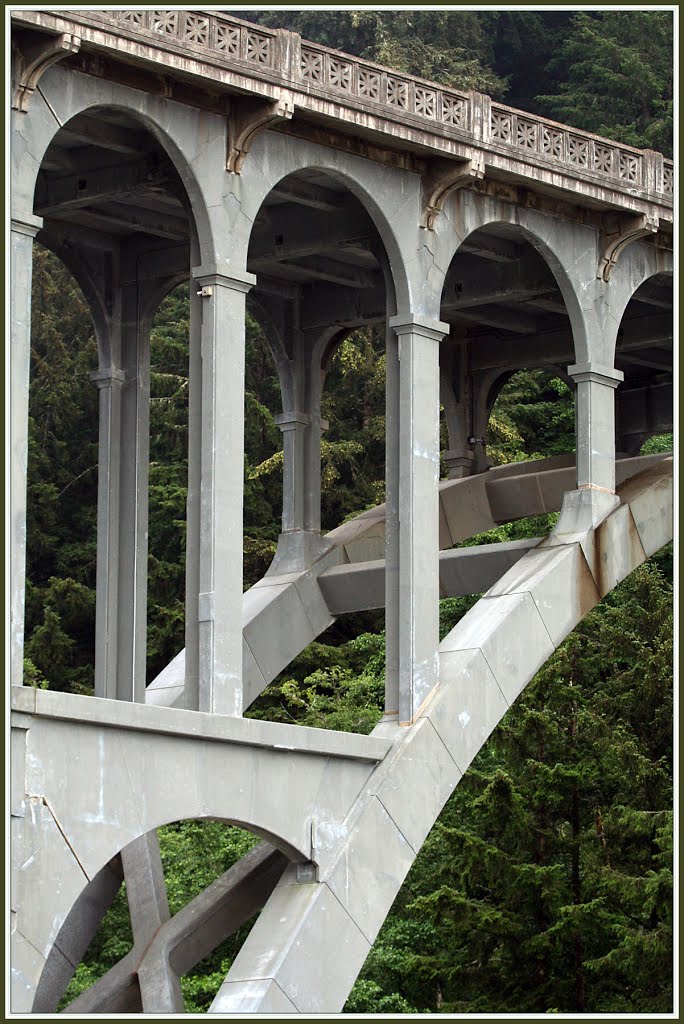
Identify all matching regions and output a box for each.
[67,10,672,201]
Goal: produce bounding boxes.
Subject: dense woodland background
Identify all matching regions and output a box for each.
[25,10,673,1014]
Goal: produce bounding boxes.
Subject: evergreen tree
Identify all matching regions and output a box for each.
[537,12,673,155]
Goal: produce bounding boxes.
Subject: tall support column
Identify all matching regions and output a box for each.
[568,361,623,517]
[10,213,42,687]
[302,352,325,538]
[384,319,400,720]
[185,261,202,711]
[91,279,152,703]
[441,337,476,479]
[390,314,449,725]
[91,366,125,699]
[116,283,152,703]
[192,265,255,716]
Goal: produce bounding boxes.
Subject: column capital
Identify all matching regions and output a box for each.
[90,367,126,390]
[568,362,624,388]
[275,410,310,431]
[11,213,43,238]
[191,263,256,293]
[390,313,449,342]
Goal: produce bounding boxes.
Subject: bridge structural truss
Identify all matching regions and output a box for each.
[9,9,673,1014]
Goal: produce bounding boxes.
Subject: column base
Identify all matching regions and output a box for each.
[265,530,333,576]
[552,486,620,538]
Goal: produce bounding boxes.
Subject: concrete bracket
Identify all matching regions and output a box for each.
[598,213,659,282]
[227,92,295,173]
[12,33,81,113]
[421,153,485,230]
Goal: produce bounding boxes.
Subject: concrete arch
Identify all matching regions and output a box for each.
[17,65,218,266]
[605,250,673,363]
[438,191,594,366]
[240,133,414,314]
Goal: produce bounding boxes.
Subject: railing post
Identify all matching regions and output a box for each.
[390,313,449,725]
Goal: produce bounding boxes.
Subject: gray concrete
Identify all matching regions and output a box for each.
[9,8,673,1015]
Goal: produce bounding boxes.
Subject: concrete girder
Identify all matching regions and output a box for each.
[34,157,179,216]
[318,538,541,614]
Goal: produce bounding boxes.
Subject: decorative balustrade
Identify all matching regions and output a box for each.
[58,10,675,200]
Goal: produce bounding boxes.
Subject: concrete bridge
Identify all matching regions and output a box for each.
[10,10,673,1014]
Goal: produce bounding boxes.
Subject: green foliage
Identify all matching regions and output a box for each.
[238,10,507,95]
[537,12,673,155]
[348,562,673,1013]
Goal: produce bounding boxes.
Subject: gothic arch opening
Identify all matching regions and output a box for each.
[32,107,204,703]
[438,223,576,482]
[242,167,395,730]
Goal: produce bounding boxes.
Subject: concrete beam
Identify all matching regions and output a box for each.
[470,314,672,371]
[58,118,150,155]
[67,202,189,241]
[319,538,540,614]
[35,159,177,216]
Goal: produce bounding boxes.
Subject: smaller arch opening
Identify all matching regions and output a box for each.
[54,821,285,1014]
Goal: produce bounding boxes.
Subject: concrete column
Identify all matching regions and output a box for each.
[91,281,152,703]
[274,410,309,532]
[10,214,43,687]
[184,278,202,711]
[117,284,151,703]
[192,264,255,716]
[569,360,624,492]
[553,361,624,533]
[390,313,449,725]
[91,366,125,700]
[302,356,325,536]
[384,319,400,720]
[440,338,476,479]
